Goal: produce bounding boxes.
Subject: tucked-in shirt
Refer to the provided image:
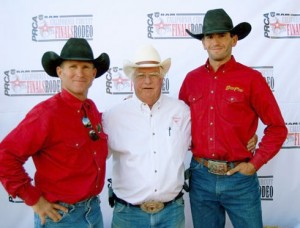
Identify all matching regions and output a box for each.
[102,94,191,204]
[0,89,108,206]
[179,56,287,171]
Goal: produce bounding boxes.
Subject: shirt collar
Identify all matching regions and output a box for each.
[60,89,85,111]
[132,93,163,111]
[205,55,237,73]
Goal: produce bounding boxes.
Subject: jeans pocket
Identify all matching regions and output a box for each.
[174,197,184,207]
[45,209,69,224]
[189,157,202,170]
[114,202,127,213]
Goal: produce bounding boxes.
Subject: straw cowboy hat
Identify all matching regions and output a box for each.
[186,8,251,40]
[42,38,110,78]
[123,45,171,79]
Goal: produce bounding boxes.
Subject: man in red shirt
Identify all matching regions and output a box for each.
[0,38,110,228]
[179,9,287,227]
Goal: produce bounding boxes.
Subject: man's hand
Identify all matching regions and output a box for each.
[226,162,256,176]
[32,196,68,225]
[247,134,258,152]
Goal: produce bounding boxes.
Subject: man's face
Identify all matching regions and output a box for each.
[202,32,238,65]
[56,60,96,100]
[133,66,163,108]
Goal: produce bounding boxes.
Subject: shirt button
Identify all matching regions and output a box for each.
[152,132,155,136]
[210,122,213,126]
[210,138,213,141]
[210,106,214,110]
[155,170,157,173]
[75,143,79,147]
[214,76,218,79]
[94,151,97,155]
[211,90,214,94]
[153,151,156,154]
[155,189,157,192]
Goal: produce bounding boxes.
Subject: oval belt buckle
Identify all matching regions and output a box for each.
[140,201,164,213]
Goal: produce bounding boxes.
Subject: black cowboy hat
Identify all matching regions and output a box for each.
[42,38,110,78]
[186,8,251,40]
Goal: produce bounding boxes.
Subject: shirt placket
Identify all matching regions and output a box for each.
[82,101,101,190]
[143,103,160,196]
[208,71,218,158]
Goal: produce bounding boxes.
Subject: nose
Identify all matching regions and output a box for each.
[144,75,152,83]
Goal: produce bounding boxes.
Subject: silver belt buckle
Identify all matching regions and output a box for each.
[207,160,228,175]
[140,201,164,213]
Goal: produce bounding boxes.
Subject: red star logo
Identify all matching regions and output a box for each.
[10,76,26,89]
[112,75,130,89]
[270,19,286,30]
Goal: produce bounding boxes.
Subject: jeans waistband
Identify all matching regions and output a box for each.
[114,192,183,208]
[58,195,99,208]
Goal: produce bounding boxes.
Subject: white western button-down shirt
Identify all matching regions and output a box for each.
[103,94,191,204]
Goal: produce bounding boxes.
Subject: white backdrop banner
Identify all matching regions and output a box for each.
[0,0,299,227]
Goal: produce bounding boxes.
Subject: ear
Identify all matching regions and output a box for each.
[201,39,207,50]
[231,35,238,47]
[56,66,62,78]
[93,68,97,78]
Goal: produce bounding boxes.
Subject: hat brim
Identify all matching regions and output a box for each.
[186,22,251,41]
[123,58,171,79]
[42,52,110,78]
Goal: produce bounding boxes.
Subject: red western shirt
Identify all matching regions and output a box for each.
[0,89,108,205]
[179,56,287,170]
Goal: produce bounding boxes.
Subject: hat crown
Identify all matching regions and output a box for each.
[41,38,110,78]
[203,8,233,34]
[122,45,171,79]
[60,38,94,60]
[133,45,161,64]
[185,8,251,41]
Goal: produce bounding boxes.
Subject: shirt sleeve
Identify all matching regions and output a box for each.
[249,72,288,170]
[0,107,46,205]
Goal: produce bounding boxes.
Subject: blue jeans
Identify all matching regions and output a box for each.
[34,196,103,228]
[189,157,263,228]
[112,196,185,228]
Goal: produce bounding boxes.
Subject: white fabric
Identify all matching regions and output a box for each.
[103,94,191,204]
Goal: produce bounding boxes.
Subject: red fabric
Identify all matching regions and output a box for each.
[0,89,108,205]
[179,56,287,170]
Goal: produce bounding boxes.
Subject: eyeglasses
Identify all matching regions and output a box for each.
[82,116,99,141]
[135,72,161,80]
[8,195,24,203]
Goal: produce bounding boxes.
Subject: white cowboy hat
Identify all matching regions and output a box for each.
[123,45,171,79]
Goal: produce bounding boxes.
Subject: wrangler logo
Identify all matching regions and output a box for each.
[225,85,243,92]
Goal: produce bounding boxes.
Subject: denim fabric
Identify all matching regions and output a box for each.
[189,157,263,228]
[34,196,103,228]
[112,196,185,228]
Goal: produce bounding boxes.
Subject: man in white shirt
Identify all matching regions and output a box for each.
[103,45,191,228]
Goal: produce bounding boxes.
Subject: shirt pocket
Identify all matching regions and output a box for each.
[62,137,90,165]
[219,91,247,123]
[188,93,205,119]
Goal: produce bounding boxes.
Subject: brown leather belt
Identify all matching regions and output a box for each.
[193,156,248,175]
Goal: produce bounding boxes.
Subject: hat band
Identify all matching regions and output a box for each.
[136,61,160,65]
